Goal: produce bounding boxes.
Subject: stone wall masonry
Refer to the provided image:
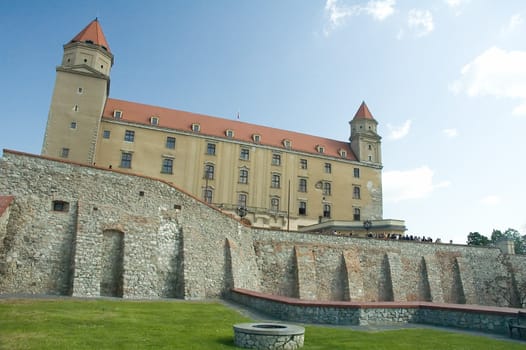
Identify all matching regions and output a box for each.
[1,150,526,309]
[250,230,521,307]
[0,151,257,299]
[229,288,520,335]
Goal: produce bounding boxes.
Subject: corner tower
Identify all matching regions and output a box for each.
[42,19,113,164]
[349,101,382,164]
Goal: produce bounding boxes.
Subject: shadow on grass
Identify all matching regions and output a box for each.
[216,336,237,348]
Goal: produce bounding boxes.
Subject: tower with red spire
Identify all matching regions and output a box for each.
[42,19,114,164]
[349,101,382,165]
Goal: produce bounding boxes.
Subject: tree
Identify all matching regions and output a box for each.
[467,232,490,246]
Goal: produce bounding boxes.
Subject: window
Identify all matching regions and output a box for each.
[238,193,247,208]
[324,163,332,174]
[298,178,307,192]
[204,164,214,180]
[272,154,281,166]
[353,208,361,221]
[239,169,248,184]
[52,200,70,212]
[77,87,83,94]
[368,144,372,150]
[353,186,361,199]
[339,149,347,158]
[270,197,280,211]
[323,182,331,196]
[103,130,111,139]
[192,123,200,132]
[368,155,372,161]
[354,168,360,178]
[166,136,176,149]
[113,110,122,119]
[283,139,291,149]
[73,105,79,112]
[323,204,331,218]
[70,121,77,129]
[316,145,325,153]
[271,174,281,188]
[150,116,159,125]
[240,148,250,160]
[252,134,261,143]
[299,201,307,216]
[207,143,216,155]
[226,129,234,138]
[61,148,69,158]
[120,152,132,168]
[161,158,173,174]
[300,159,308,169]
[203,188,213,204]
[124,130,135,142]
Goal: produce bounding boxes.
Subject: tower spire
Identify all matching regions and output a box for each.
[69,18,111,53]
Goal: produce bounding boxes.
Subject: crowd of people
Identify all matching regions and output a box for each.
[365,233,439,242]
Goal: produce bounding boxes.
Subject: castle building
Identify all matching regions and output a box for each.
[42,19,404,233]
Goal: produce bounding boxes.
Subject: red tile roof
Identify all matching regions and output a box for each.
[0,195,14,217]
[102,98,357,161]
[353,101,375,121]
[70,18,111,53]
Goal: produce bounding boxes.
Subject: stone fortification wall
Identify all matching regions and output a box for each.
[0,151,259,299]
[0,150,525,308]
[251,229,515,306]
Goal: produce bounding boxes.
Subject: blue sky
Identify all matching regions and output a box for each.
[1,1,525,243]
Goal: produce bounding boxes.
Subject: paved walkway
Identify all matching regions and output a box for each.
[220,299,526,345]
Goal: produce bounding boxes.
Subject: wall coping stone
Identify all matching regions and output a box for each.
[231,288,521,317]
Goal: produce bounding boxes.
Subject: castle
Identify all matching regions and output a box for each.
[40,19,404,234]
[1,20,525,312]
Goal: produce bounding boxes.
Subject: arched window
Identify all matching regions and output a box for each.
[323,204,331,218]
[353,186,361,199]
[271,174,281,188]
[204,164,214,180]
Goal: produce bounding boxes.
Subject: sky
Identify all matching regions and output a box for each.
[1,1,525,244]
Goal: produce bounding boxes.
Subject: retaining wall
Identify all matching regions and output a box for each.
[0,150,525,308]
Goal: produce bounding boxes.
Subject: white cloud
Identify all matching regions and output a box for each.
[408,9,434,37]
[502,13,524,34]
[443,128,458,138]
[323,0,395,36]
[480,195,501,206]
[444,0,470,15]
[383,166,450,202]
[386,120,411,140]
[450,47,526,116]
[365,0,396,21]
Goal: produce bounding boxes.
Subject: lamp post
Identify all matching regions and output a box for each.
[363,220,372,237]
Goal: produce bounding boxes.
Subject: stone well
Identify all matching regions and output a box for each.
[233,323,305,349]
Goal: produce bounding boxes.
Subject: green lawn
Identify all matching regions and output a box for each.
[0,299,523,350]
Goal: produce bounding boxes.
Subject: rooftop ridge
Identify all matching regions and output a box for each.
[104,98,358,161]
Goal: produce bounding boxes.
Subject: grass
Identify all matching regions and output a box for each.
[0,299,523,350]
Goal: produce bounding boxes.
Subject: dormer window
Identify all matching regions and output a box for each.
[316,145,325,154]
[252,134,261,143]
[226,129,234,138]
[150,116,159,126]
[192,123,201,133]
[113,110,122,120]
[339,149,347,158]
[283,139,292,149]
